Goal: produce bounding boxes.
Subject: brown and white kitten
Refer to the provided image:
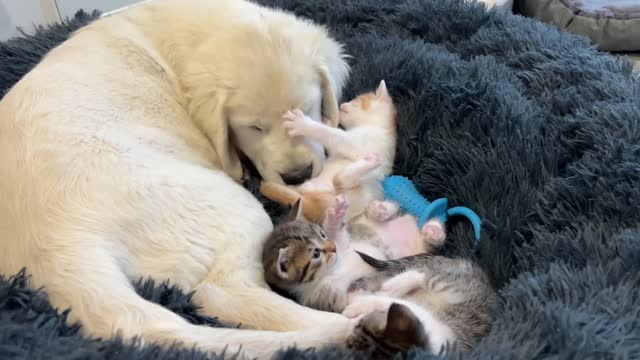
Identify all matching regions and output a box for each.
[263,196,379,312]
[260,80,397,223]
[262,198,338,289]
[262,200,435,358]
[343,252,496,355]
[263,197,494,357]
[262,195,445,313]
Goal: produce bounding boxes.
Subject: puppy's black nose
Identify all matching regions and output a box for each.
[281,164,313,185]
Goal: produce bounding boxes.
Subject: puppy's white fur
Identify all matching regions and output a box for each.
[0,0,353,358]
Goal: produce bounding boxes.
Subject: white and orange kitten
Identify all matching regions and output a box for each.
[260,80,397,223]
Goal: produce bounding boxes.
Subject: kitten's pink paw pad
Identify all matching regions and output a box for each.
[325,195,349,231]
[421,219,446,246]
[367,201,398,222]
[332,194,349,219]
[363,152,381,166]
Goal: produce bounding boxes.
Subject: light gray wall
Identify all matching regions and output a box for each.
[0,0,139,41]
[0,0,59,40]
[56,0,137,19]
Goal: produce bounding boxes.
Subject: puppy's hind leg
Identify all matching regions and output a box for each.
[193,280,353,329]
[37,238,354,359]
[32,242,243,355]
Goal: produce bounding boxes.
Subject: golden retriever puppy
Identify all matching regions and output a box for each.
[0,0,353,358]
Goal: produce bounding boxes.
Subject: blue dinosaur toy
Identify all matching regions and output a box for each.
[382,175,482,243]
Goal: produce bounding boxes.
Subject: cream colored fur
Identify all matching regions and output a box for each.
[0,0,355,358]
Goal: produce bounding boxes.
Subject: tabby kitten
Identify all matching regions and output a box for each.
[263,196,378,312]
[346,302,429,360]
[262,199,337,289]
[263,194,447,313]
[343,252,497,355]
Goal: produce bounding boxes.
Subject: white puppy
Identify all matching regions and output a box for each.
[0,0,354,358]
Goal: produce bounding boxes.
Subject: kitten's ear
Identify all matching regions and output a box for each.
[276,247,290,279]
[287,198,304,221]
[385,303,429,350]
[375,80,390,101]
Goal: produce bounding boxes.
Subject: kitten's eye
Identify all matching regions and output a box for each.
[319,230,327,240]
[311,248,321,259]
[279,262,288,273]
[250,125,264,132]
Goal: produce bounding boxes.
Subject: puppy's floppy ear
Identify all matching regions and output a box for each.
[317,65,340,128]
[287,198,304,221]
[194,90,243,182]
[312,32,349,127]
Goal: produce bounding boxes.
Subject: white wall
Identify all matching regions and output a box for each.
[0,0,59,40]
[0,0,139,41]
[56,0,137,19]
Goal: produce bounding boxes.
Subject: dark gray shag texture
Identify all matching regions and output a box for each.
[1,1,639,359]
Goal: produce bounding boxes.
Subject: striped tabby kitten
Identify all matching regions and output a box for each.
[343,252,496,355]
[262,195,446,313]
[263,197,495,357]
[263,196,378,311]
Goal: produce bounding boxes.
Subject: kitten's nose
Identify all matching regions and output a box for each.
[325,241,337,253]
[339,103,349,113]
[280,164,313,185]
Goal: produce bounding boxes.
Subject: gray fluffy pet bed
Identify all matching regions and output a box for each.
[1,1,639,359]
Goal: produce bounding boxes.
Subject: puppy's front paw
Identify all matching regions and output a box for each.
[283,109,311,137]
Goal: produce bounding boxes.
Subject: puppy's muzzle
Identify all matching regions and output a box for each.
[280,164,313,185]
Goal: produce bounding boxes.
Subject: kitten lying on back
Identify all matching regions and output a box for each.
[262,195,445,313]
[344,253,496,356]
[263,197,495,357]
[260,80,397,223]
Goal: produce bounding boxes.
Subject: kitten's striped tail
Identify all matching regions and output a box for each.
[356,251,391,270]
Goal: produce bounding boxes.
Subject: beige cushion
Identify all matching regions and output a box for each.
[518,0,640,51]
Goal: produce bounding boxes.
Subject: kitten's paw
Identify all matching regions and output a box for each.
[282,109,311,137]
[380,270,424,297]
[421,219,446,247]
[363,152,382,167]
[342,295,390,319]
[367,200,400,222]
[325,195,349,233]
[333,194,349,219]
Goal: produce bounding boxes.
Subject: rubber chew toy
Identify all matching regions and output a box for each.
[382,175,482,243]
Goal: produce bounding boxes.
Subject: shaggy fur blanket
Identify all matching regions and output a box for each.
[1,1,639,359]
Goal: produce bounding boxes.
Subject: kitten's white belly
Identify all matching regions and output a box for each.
[299,160,349,192]
[325,247,380,290]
